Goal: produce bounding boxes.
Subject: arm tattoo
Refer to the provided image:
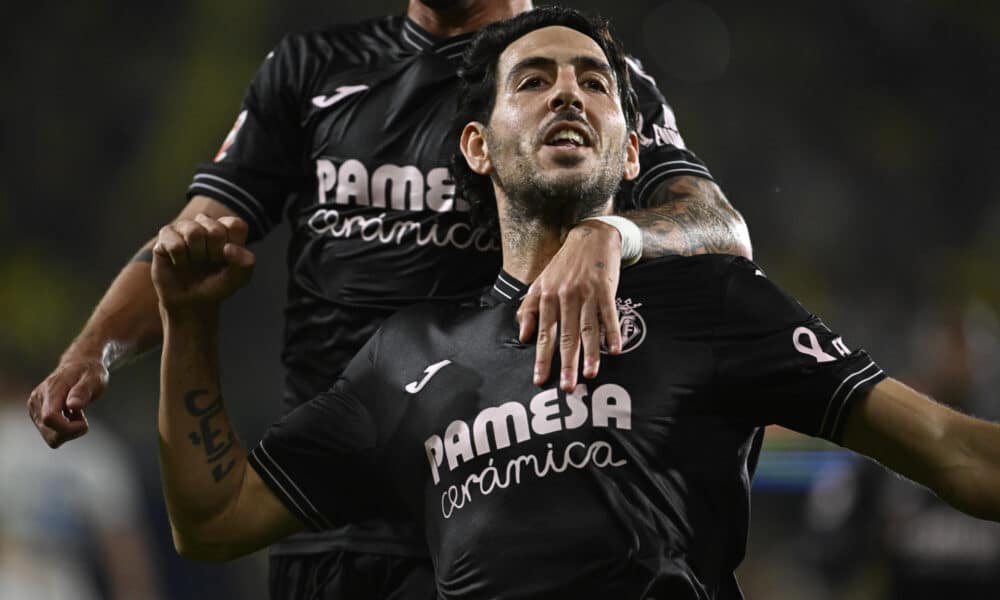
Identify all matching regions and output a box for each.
[184,389,237,482]
[625,176,752,258]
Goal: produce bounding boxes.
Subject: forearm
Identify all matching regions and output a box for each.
[622,175,752,259]
[843,378,1000,521]
[64,241,163,368]
[930,407,1000,521]
[158,306,249,559]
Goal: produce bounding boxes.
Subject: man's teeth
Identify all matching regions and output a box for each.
[548,129,585,145]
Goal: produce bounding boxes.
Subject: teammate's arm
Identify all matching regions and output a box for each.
[153,215,301,561]
[518,175,751,393]
[28,195,236,448]
[841,377,1000,521]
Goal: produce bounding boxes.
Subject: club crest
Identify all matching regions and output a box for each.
[600,298,646,354]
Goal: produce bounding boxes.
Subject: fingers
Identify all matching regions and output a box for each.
[533,290,559,387]
[557,289,582,392]
[156,214,250,270]
[517,293,538,344]
[580,298,601,379]
[28,367,100,448]
[195,213,227,264]
[155,224,188,268]
[599,288,622,355]
[218,216,249,246]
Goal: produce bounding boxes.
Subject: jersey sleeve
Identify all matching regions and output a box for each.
[616,55,714,211]
[248,329,387,531]
[186,35,310,241]
[714,258,887,443]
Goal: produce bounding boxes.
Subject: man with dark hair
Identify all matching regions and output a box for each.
[30,2,750,598]
[150,7,1000,599]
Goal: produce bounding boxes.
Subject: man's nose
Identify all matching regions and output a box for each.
[547,70,584,113]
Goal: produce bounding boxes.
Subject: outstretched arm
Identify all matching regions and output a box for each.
[518,174,752,393]
[28,195,236,448]
[153,215,300,561]
[842,377,1000,521]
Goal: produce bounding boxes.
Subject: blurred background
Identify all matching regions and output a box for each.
[1,0,998,598]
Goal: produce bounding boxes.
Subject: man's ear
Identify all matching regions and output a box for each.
[623,131,640,181]
[460,122,492,175]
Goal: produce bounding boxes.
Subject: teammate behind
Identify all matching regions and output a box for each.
[150,7,1000,599]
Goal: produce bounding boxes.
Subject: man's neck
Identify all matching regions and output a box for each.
[406,0,532,38]
[498,218,563,283]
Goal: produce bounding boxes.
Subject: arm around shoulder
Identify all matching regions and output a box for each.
[623,176,753,259]
[841,377,1000,521]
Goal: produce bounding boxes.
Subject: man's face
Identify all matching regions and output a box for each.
[473,26,638,224]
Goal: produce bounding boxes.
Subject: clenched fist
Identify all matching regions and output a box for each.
[152,214,255,311]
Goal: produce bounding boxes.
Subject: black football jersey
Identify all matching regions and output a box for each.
[185,15,714,412]
[249,255,886,599]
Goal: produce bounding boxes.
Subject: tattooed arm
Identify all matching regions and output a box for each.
[625,175,752,259]
[518,174,752,394]
[153,215,300,561]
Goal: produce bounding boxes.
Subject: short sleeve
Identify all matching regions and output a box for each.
[248,330,386,531]
[715,259,887,443]
[187,35,310,240]
[616,55,714,211]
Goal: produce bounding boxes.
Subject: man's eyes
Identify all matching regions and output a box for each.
[584,78,609,93]
[514,74,611,93]
[519,76,546,90]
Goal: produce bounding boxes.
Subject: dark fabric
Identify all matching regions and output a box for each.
[251,255,886,599]
[269,549,436,600]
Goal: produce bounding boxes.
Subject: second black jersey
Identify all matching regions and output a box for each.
[185,15,714,411]
[249,255,887,599]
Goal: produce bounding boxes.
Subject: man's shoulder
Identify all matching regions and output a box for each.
[281,15,403,58]
[623,254,747,289]
[617,255,759,332]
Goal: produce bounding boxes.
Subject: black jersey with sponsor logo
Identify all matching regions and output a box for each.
[249,255,887,599]
[185,15,713,412]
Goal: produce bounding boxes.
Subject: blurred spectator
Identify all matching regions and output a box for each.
[0,371,162,600]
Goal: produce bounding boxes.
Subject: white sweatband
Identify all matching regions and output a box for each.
[581,216,643,266]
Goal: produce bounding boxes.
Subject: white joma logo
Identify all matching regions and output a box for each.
[405,359,452,394]
[312,85,369,108]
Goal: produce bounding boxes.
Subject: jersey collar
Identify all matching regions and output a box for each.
[401,17,477,60]
[487,270,529,305]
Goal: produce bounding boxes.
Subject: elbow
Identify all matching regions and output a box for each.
[170,525,244,563]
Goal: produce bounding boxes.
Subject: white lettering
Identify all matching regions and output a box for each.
[425,167,469,212]
[564,384,589,430]
[443,420,474,471]
[439,439,629,518]
[372,164,423,210]
[335,159,370,206]
[424,435,444,485]
[529,389,562,436]
[591,383,632,430]
[316,159,336,204]
[473,402,530,456]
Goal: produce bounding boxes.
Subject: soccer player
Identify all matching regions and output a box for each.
[151,6,1000,599]
[29,2,750,598]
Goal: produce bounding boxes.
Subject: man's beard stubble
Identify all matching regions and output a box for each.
[486,127,626,234]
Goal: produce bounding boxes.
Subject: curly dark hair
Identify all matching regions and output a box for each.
[450,6,640,238]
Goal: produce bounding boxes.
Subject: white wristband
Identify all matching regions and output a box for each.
[581,215,643,266]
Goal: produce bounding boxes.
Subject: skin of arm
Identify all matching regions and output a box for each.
[28,195,236,448]
[519,173,752,393]
[153,215,301,561]
[841,377,1000,521]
